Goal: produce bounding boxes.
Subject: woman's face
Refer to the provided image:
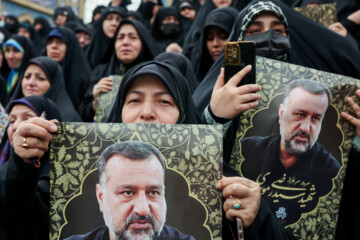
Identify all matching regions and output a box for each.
[206,26,228,61]
[115,24,142,64]
[22,64,51,96]
[18,27,31,38]
[4,45,24,69]
[46,37,67,62]
[102,12,122,38]
[7,104,37,144]
[212,0,232,8]
[121,75,180,124]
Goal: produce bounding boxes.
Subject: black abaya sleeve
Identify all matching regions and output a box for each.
[0,149,49,240]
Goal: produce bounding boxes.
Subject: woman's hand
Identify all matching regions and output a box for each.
[93,77,113,100]
[341,89,360,137]
[12,117,58,164]
[210,66,261,120]
[216,176,261,228]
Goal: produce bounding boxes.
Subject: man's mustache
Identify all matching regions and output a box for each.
[291,130,311,142]
[125,214,156,230]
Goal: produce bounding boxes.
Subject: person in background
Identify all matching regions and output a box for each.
[7,56,82,122]
[3,35,38,104]
[179,1,196,21]
[53,6,77,27]
[79,19,159,122]
[192,7,238,82]
[137,0,163,29]
[45,27,91,110]
[4,15,19,35]
[85,6,127,69]
[151,7,186,53]
[74,22,93,51]
[90,5,106,28]
[17,22,43,52]
[0,95,60,240]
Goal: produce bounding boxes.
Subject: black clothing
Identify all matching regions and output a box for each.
[0,76,7,106]
[17,22,43,52]
[80,20,159,122]
[54,7,77,25]
[0,96,62,240]
[191,7,239,82]
[335,147,360,239]
[223,163,297,240]
[154,52,199,93]
[108,61,201,124]
[34,17,51,39]
[85,6,127,69]
[65,225,195,240]
[4,15,19,35]
[150,7,186,52]
[137,0,164,29]
[8,56,82,121]
[45,27,91,110]
[241,134,340,226]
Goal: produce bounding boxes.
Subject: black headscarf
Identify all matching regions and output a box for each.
[34,17,51,38]
[8,56,82,122]
[150,7,186,52]
[192,7,239,82]
[108,61,201,124]
[53,7,77,25]
[17,22,43,52]
[137,0,164,29]
[45,26,91,109]
[182,0,249,59]
[154,52,199,93]
[4,15,19,35]
[79,19,159,122]
[85,6,128,69]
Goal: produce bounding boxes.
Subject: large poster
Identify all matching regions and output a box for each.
[49,123,223,240]
[230,57,359,239]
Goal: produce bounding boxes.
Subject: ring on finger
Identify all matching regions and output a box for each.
[22,137,29,148]
[233,199,241,209]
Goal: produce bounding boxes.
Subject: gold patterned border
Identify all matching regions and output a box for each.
[50,123,223,240]
[230,57,359,239]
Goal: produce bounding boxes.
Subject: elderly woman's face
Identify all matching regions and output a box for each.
[115,24,142,64]
[7,104,37,144]
[121,75,180,124]
[5,45,24,69]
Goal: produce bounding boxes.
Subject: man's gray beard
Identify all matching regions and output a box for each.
[114,215,158,240]
[284,130,312,156]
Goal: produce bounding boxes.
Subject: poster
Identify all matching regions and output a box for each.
[94,75,123,123]
[49,123,223,240]
[230,57,359,239]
